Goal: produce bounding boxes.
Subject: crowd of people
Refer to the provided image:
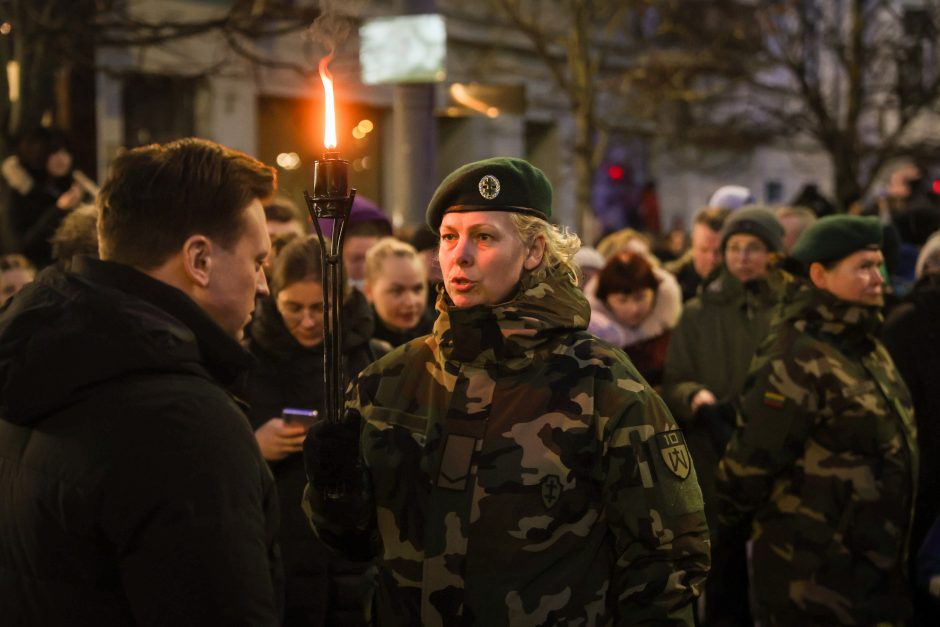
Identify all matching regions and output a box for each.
[1,133,940,626]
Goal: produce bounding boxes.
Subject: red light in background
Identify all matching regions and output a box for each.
[608,165,624,180]
[932,179,940,195]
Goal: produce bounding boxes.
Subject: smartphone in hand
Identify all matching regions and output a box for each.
[282,407,319,429]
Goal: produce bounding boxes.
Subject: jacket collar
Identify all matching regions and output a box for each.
[431,266,589,370]
[73,256,254,387]
[781,279,883,351]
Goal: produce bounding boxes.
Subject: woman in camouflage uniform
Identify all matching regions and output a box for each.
[717,216,918,625]
[304,157,710,626]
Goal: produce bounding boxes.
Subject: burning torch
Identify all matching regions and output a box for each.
[304,54,357,426]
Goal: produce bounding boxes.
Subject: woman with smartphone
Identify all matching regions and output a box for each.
[243,235,383,627]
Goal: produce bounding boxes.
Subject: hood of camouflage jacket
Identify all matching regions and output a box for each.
[778,279,883,354]
[432,266,590,369]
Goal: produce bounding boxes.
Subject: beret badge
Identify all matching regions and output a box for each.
[478,174,501,200]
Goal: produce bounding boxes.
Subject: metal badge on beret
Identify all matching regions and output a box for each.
[478,174,500,200]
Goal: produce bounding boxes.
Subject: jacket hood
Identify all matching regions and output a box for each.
[585,266,682,347]
[431,266,590,369]
[0,258,253,426]
[777,279,883,351]
[247,286,375,360]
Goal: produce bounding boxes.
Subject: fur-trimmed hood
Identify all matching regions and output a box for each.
[585,266,682,348]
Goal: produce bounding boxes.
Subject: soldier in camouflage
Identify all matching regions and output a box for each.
[716,215,918,625]
[303,157,710,626]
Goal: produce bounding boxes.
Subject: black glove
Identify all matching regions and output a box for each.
[695,402,736,455]
[304,410,362,492]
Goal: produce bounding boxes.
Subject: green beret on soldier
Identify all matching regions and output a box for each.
[305,156,710,626]
[716,213,918,624]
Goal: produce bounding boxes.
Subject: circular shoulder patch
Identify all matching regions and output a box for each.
[478,174,501,200]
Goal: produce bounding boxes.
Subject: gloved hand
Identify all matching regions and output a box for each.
[695,402,737,455]
[303,410,362,492]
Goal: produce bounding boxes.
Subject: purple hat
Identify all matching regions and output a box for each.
[314,195,392,238]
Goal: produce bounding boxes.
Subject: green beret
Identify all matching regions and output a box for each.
[426,157,552,231]
[790,215,883,265]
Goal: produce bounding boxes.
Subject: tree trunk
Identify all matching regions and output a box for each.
[573,104,595,240]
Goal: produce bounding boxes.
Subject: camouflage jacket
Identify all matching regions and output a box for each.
[306,268,710,626]
[716,281,918,623]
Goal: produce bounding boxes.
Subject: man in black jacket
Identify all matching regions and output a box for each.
[0,138,283,625]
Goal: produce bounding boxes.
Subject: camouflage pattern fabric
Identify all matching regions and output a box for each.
[305,267,710,626]
[716,280,918,624]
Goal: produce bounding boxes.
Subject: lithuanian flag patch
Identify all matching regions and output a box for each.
[762,391,786,409]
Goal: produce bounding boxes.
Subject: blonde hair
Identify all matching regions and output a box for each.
[364,237,425,284]
[509,213,581,286]
[596,228,652,260]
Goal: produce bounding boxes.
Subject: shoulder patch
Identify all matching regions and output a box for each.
[654,430,691,480]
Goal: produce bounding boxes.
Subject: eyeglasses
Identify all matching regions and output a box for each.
[725,243,768,258]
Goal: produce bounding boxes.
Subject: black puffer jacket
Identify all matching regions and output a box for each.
[883,273,940,624]
[244,288,381,627]
[0,257,282,626]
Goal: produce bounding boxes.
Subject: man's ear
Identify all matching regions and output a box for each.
[808,261,827,290]
[182,235,213,288]
[523,234,546,271]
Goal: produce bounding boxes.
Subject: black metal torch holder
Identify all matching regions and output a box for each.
[304,152,357,426]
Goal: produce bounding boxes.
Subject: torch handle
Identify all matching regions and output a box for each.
[305,188,357,426]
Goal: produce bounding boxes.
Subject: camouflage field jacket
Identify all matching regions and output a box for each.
[716,281,918,624]
[307,268,710,626]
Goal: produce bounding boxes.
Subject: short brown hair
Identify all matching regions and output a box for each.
[596,251,659,300]
[693,206,731,232]
[270,235,348,298]
[97,138,276,268]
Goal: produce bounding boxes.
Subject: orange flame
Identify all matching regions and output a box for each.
[319,54,337,151]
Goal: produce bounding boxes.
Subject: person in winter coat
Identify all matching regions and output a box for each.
[662,205,789,626]
[245,235,381,627]
[0,138,283,625]
[362,237,433,348]
[664,206,729,302]
[303,157,710,626]
[0,253,35,304]
[2,127,89,267]
[717,215,918,625]
[883,229,940,625]
[586,249,682,387]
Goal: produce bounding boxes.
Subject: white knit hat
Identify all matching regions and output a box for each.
[915,230,940,279]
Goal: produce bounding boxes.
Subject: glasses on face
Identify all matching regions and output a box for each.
[725,243,768,258]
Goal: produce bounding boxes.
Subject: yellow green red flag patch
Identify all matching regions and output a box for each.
[762,391,786,409]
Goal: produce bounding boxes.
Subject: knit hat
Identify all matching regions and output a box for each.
[316,194,391,239]
[708,185,755,211]
[426,157,552,231]
[915,229,940,278]
[790,215,882,266]
[573,246,606,272]
[720,205,784,253]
